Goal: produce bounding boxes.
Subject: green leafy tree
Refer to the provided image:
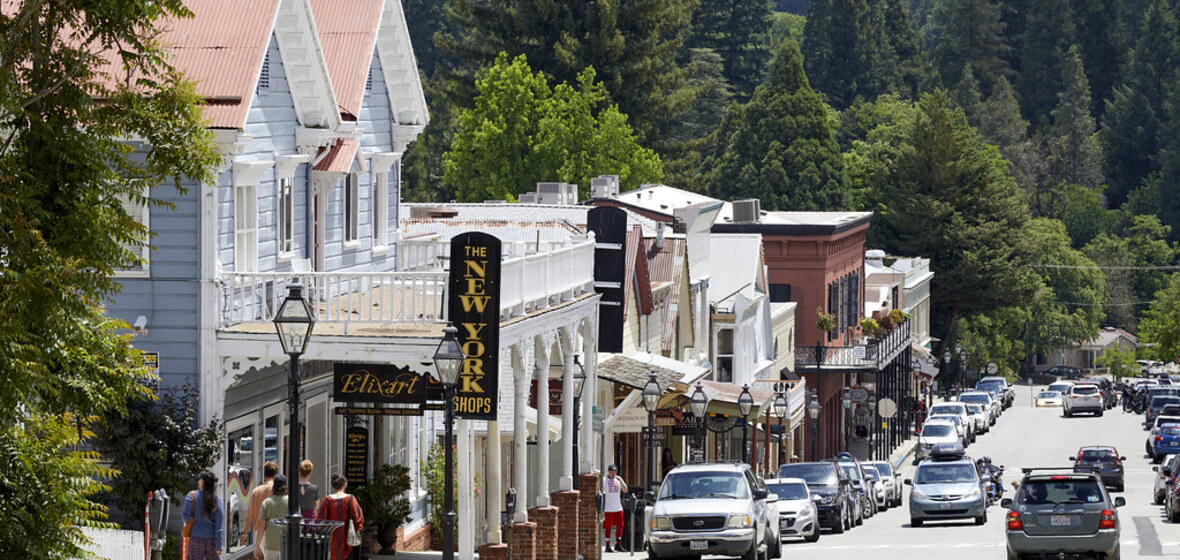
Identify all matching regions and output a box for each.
[1083,215,1180,330]
[93,383,222,529]
[977,76,1047,207]
[705,40,850,210]
[687,0,773,101]
[0,0,220,556]
[928,0,1011,94]
[1022,218,1106,358]
[661,48,735,189]
[867,90,1037,359]
[1152,73,1180,240]
[768,12,808,51]
[951,63,984,125]
[1049,183,1120,249]
[1045,46,1104,191]
[1140,272,1180,362]
[1071,0,1125,119]
[1095,344,1137,378]
[1015,0,1075,128]
[443,54,662,202]
[1100,0,1179,207]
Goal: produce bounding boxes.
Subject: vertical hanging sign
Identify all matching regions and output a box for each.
[448,232,501,420]
[344,426,369,487]
[588,206,627,352]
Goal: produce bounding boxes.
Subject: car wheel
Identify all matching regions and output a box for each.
[1107,544,1120,560]
[1153,453,1162,464]
[1098,410,1105,417]
[740,543,757,560]
[911,518,923,527]
[975,510,987,525]
[1156,491,1165,505]
[832,515,845,533]
[805,527,820,542]
[856,508,864,526]
[770,535,781,559]
[1116,482,1124,492]
[648,548,661,560]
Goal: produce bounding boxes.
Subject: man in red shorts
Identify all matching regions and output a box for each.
[602,464,628,552]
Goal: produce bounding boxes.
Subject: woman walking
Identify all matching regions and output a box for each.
[182,471,225,560]
[299,460,321,520]
[256,475,289,560]
[316,474,364,560]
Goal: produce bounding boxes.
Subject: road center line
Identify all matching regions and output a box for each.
[1133,516,1163,556]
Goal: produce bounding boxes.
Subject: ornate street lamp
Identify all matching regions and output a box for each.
[738,384,754,464]
[273,284,315,560]
[867,394,878,460]
[807,390,821,460]
[689,383,709,461]
[773,391,789,466]
[642,372,662,492]
[571,355,587,490]
[434,326,464,560]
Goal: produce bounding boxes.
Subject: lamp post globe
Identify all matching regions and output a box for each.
[738,385,753,464]
[434,326,465,560]
[773,392,788,466]
[273,284,315,560]
[807,390,821,460]
[689,383,709,461]
[642,372,661,492]
[642,372,662,412]
[842,390,853,410]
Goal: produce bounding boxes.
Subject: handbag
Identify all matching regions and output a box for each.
[182,492,196,538]
[346,520,361,547]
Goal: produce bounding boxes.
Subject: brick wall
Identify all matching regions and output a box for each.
[479,543,509,560]
[509,522,537,560]
[395,524,432,552]
[579,472,600,560]
[529,506,558,560]
[551,490,580,560]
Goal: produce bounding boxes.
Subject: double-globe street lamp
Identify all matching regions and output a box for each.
[773,391,789,466]
[642,372,662,492]
[807,390,821,460]
[433,327,466,560]
[866,393,878,460]
[689,383,709,462]
[273,284,316,560]
[738,385,754,464]
[572,356,588,490]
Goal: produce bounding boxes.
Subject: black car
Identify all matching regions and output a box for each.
[1071,446,1126,492]
[777,461,853,534]
[1046,365,1083,379]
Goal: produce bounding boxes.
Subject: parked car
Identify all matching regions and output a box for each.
[1150,425,1180,464]
[964,403,990,434]
[1081,377,1118,409]
[928,402,975,442]
[915,420,961,464]
[929,413,972,447]
[1166,472,1180,522]
[1146,416,1180,459]
[862,464,889,511]
[777,461,854,534]
[1152,454,1179,505]
[870,460,904,508]
[1145,395,1180,427]
[763,478,820,543]
[835,455,876,519]
[1070,446,1126,492]
[646,462,776,560]
[906,443,987,527]
[1064,384,1105,417]
[958,391,999,425]
[1002,469,1124,560]
[1036,390,1064,407]
[976,377,1015,408]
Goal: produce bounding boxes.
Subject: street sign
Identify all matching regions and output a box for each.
[592,406,604,433]
[877,397,898,418]
[849,387,869,404]
[642,427,666,445]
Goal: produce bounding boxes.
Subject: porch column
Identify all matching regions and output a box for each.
[536,346,552,507]
[559,348,576,490]
[458,419,475,560]
[486,419,503,543]
[514,347,530,522]
[580,335,596,475]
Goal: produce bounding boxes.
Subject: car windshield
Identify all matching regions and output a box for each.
[1078,449,1118,462]
[863,466,879,478]
[767,482,809,500]
[778,464,838,486]
[839,464,863,480]
[960,394,990,404]
[1018,479,1104,505]
[1072,386,1099,395]
[930,405,962,415]
[914,464,978,484]
[872,463,893,476]
[966,404,983,414]
[1151,396,1180,407]
[658,472,749,500]
[1038,391,1061,398]
[1048,383,1072,393]
[921,424,954,437]
[930,415,961,426]
[977,381,1004,390]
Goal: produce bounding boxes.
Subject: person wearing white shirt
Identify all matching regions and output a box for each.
[602,465,628,552]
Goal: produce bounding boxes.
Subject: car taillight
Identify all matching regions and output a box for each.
[1007,510,1023,530]
[1099,509,1116,529]
[1157,436,1165,442]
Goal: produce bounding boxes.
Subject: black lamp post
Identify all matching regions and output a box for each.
[867,394,878,460]
[841,389,853,452]
[273,284,315,560]
[572,355,587,490]
[689,383,709,462]
[807,390,821,460]
[738,384,754,464]
[642,372,662,492]
[434,327,465,560]
[773,392,788,467]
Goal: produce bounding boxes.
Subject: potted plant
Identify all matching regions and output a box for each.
[354,463,412,554]
[815,307,835,334]
[859,318,880,339]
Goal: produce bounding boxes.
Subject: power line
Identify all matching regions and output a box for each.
[1046,301,1154,307]
[1029,264,1180,271]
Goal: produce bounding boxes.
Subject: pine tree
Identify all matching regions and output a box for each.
[978,76,1028,148]
[1152,73,1180,238]
[1016,0,1076,128]
[705,40,850,210]
[1046,46,1104,190]
[661,48,736,189]
[873,0,934,99]
[952,64,984,125]
[688,0,773,102]
[1072,0,1125,119]
[1100,0,1180,207]
[802,0,871,109]
[929,0,1011,94]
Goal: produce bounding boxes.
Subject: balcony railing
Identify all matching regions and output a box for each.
[795,319,911,371]
[218,236,597,329]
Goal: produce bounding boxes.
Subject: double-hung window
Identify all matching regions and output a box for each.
[344,173,359,244]
[277,177,294,257]
[235,184,258,271]
[114,187,151,276]
[372,171,388,248]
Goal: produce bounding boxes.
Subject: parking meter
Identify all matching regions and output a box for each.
[505,488,517,523]
[147,489,169,560]
[596,492,604,513]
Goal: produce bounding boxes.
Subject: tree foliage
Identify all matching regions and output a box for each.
[0,1,220,556]
[443,54,662,202]
[1022,218,1106,355]
[1083,215,1180,331]
[928,0,1010,95]
[687,0,773,101]
[705,40,849,210]
[1139,272,1180,362]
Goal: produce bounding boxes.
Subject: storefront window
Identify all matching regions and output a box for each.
[226,425,255,553]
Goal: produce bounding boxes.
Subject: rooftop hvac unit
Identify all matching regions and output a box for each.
[590,175,620,199]
[534,182,577,205]
[518,193,538,204]
[732,198,761,223]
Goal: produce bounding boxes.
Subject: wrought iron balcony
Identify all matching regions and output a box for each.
[795,319,911,371]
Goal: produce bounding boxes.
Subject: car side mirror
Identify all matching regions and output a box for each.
[644,491,656,503]
[811,494,822,502]
[1153,466,1159,472]
[767,493,778,503]
[903,479,912,485]
[1114,497,1126,508]
[753,488,768,500]
[1120,456,1127,461]
[1068,457,1076,461]
[1000,498,1013,508]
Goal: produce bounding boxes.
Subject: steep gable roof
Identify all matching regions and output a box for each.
[308,0,384,121]
[375,0,428,135]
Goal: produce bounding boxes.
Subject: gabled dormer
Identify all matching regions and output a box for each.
[375,0,429,149]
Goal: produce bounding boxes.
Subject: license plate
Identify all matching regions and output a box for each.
[690,541,708,551]
[1050,515,1072,526]
[939,502,953,510]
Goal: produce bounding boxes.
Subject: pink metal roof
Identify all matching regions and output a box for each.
[309,0,384,120]
[160,0,280,128]
[314,139,359,172]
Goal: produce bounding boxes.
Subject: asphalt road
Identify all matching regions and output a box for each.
[761,383,1180,559]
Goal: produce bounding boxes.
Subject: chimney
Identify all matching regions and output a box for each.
[654,222,665,250]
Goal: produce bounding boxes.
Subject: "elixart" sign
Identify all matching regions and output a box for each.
[447,232,501,420]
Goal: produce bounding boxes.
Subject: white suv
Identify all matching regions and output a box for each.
[1064,383,1104,417]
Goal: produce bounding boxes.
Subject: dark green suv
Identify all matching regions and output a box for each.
[1002,469,1125,560]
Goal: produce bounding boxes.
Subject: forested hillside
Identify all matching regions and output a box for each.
[399,0,1180,376]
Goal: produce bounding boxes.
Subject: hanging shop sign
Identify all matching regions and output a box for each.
[448,232,501,420]
[588,206,627,353]
[529,379,564,415]
[333,363,429,404]
[344,426,369,487]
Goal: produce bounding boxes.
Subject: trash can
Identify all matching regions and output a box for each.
[270,518,345,560]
